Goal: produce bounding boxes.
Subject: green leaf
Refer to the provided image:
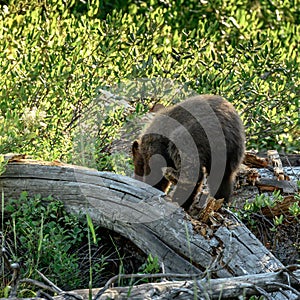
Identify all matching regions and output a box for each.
[86,213,97,244]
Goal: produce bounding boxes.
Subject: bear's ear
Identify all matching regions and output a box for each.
[132,140,139,155]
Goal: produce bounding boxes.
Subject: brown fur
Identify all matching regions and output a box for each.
[132,95,245,210]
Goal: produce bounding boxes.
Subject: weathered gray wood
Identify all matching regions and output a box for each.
[93,269,300,300]
[6,269,299,300]
[0,159,297,299]
[256,178,298,193]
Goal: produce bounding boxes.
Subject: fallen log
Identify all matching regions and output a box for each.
[0,158,298,299]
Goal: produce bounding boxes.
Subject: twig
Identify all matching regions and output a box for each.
[36,290,54,300]
[104,272,203,288]
[253,285,273,299]
[20,278,58,294]
[36,270,63,293]
[267,282,300,296]
[9,263,20,298]
[275,264,300,278]
[94,272,203,299]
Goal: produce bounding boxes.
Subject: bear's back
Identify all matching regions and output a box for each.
[143,94,245,172]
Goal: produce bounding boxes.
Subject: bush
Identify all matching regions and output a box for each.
[0,0,298,166]
[2,192,107,292]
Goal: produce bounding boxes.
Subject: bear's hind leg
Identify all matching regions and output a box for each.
[213,173,234,203]
[180,181,203,210]
[174,172,204,211]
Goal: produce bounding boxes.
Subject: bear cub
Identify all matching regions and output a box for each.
[132,95,245,210]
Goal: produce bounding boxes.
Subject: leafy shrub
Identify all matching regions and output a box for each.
[0,0,298,167]
[2,192,106,293]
